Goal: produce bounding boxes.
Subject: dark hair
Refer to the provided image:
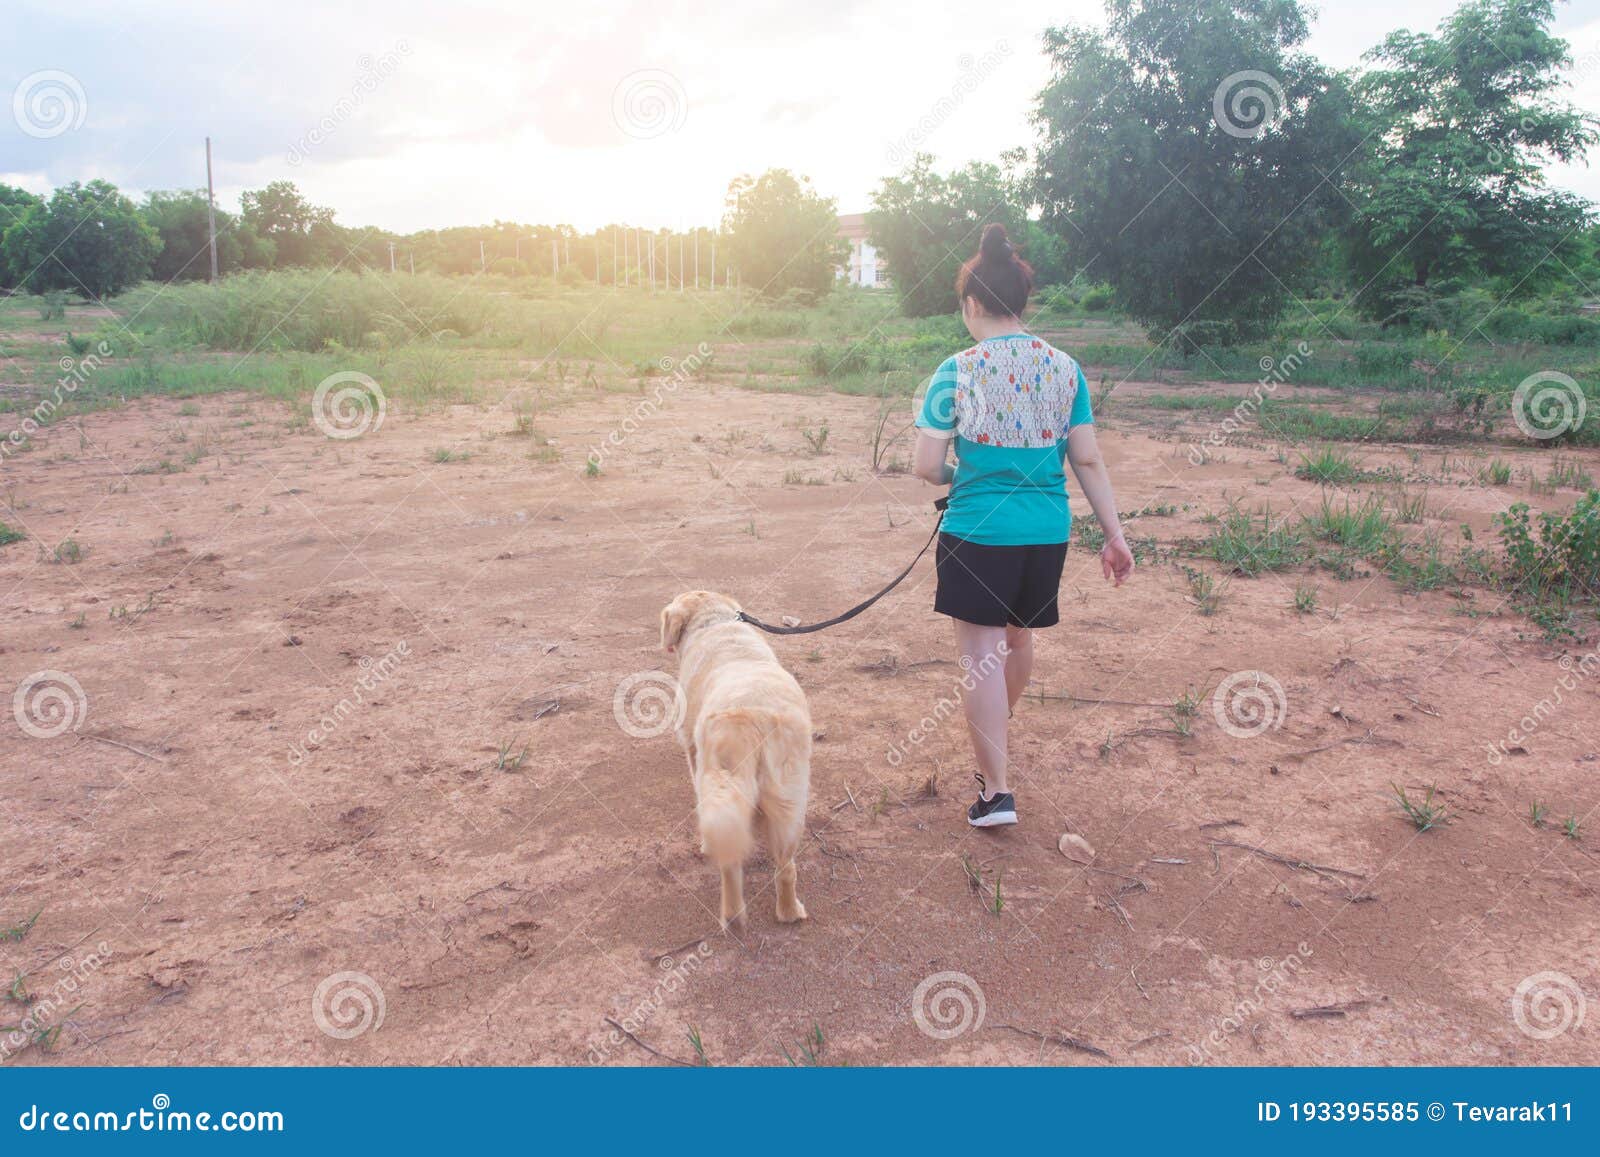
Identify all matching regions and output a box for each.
[957,223,1034,318]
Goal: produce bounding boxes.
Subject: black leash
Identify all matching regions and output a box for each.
[736,497,947,636]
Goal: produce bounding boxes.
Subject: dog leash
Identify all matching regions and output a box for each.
[735,497,948,636]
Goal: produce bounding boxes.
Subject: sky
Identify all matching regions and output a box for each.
[3,0,1598,233]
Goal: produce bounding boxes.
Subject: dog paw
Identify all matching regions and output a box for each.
[775,900,808,923]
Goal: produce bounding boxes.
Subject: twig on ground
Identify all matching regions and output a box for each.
[1290,999,1372,1020]
[1199,819,1244,831]
[1278,727,1382,760]
[1210,839,1366,881]
[1024,691,1169,708]
[603,1017,695,1066]
[992,1022,1112,1060]
[643,933,716,965]
[75,734,168,763]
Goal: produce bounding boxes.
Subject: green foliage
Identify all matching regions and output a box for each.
[239,180,338,268]
[142,189,264,281]
[868,156,1026,317]
[1346,0,1598,321]
[1204,504,1305,574]
[1033,0,1358,341]
[0,180,161,298]
[722,169,844,299]
[0,522,24,548]
[0,183,44,288]
[1496,491,1600,601]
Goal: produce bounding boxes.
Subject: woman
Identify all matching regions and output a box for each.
[913,223,1134,828]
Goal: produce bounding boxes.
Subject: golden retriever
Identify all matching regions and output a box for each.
[660,590,810,930]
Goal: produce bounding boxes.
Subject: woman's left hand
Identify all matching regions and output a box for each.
[1101,535,1135,587]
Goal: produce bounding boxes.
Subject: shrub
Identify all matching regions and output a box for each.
[1496,491,1600,600]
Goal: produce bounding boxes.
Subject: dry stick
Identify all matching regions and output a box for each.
[1278,727,1381,760]
[1024,691,1168,708]
[992,1022,1112,1061]
[602,1017,695,1067]
[1291,999,1372,1020]
[1199,819,1244,831]
[1210,839,1367,881]
[644,932,717,965]
[75,734,167,763]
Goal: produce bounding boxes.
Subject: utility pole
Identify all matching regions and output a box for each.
[204,136,219,283]
[710,236,716,290]
[479,240,486,272]
[409,251,414,275]
[388,240,396,272]
[551,238,559,276]
[678,233,684,291]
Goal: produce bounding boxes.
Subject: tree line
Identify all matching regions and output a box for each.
[2,0,1596,346]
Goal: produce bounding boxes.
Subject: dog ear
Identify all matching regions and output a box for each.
[660,603,688,653]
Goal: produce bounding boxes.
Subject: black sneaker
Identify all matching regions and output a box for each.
[967,773,1017,828]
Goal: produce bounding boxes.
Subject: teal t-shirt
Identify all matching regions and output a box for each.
[914,333,1093,546]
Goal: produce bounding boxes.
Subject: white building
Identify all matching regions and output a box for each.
[837,213,888,288]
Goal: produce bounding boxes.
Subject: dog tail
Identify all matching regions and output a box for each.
[696,709,763,868]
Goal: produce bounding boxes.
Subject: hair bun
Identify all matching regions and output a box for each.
[979,222,1014,261]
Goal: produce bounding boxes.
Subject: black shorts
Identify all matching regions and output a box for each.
[933,533,1070,628]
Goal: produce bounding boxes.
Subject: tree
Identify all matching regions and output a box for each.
[143,189,243,281]
[1345,0,1598,323]
[869,156,1029,317]
[0,180,160,298]
[0,184,43,289]
[723,170,845,299]
[1033,0,1358,344]
[240,180,338,267]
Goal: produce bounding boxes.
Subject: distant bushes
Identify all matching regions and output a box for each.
[118,269,504,353]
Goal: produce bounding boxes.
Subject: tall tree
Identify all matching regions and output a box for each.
[869,156,1029,318]
[0,184,43,289]
[723,170,845,300]
[0,180,160,298]
[240,180,339,268]
[1033,0,1357,344]
[143,189,244,281]
[1345,0,1597,322]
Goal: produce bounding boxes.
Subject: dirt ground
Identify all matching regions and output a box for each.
[2,376,1598,1066]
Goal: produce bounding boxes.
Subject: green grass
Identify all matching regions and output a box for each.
[0,522,23,548]
[1203,505,1305,575]
[1391,783,1449,832]
[1295,445,1367,486]
[1302,492,1395,557]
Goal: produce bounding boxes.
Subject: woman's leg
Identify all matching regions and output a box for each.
[955,619,1010,795]
[1004,625,1033,713]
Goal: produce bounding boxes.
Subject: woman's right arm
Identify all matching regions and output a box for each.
[913,431,955,486]
[1065,424,1134,586]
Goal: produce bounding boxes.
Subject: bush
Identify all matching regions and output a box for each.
[1496,491,1600,600]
